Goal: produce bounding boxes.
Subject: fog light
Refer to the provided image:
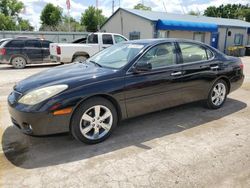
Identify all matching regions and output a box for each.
[22,122,33,133]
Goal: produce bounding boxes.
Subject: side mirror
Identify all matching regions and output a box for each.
[133,62,152,73]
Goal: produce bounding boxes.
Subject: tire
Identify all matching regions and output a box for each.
[70,97,118,144]
[72,55,87,63]
[11,56,27,69]
[206,79,228,109]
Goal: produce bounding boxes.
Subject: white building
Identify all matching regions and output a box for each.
[101,8,250,53]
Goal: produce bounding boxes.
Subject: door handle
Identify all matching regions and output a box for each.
[210,65,219,70]
[171,71,182,76]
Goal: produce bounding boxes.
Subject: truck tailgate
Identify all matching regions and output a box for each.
[50,43,58,56]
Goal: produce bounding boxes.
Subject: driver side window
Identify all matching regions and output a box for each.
[137,43,176,69]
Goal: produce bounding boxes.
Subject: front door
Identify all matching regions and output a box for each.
[211,32,219,49]
[124,42,184,118]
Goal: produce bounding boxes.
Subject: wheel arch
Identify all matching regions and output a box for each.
[72,52,90,61]
[10,54,30,64]
[69,94,123,131]
[209,76,231,95]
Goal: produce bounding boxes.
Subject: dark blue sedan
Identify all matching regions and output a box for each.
[8,39,244,144]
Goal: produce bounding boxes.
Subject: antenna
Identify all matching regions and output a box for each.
[178,0,186,14]
[162,0,167,13]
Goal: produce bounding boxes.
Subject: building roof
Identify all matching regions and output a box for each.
[116,8,250,28]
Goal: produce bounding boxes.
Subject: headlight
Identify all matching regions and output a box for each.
[18,85,68,105]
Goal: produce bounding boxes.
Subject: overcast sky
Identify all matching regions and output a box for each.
[20,0,250,30]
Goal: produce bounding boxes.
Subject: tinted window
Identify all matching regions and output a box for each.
[102,34,113,45]
[41,40,52,48]
[25,40,41,48]
[5,40,24,48]
[88,43,145,69]
[137,43,176,69]
[114,35,127,43]
[179,43,207,63]
[87,34,98,44]
[206,49,214,59]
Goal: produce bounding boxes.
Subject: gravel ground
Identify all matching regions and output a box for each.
[0,58,250,188]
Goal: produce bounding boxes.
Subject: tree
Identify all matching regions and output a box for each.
[134,3,151,11]
[0,0,24,17]
[204,4,250,19]
[40,3,62,30]
[81,6,106,32]
[0,13,16,30]
[17,18,34,31]
[188,10,200,16]
[58,16,84,32]
[0,0,33,31]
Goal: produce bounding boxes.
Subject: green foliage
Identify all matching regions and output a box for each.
[0,0,24,17]
[58,16,85,32]
[40,3,62,29]
[0,0,33,31]
[17,18,34,31]
[204,4,250,22]
[81,6,106,32]
[134,3,151,11]
[188,10,200,16]
[0,13,16,30]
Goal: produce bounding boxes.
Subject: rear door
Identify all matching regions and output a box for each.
[41,40,52,62]
[177,42,221,102]
[25,39,43,62]
[124,42,184,118]
[101,34,113,50]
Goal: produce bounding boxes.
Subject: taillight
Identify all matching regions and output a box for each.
[0,48,6,55]
[56,46,61,55]
[240,63,244,70]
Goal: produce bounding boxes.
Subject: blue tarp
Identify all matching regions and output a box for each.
[156,19,218,32]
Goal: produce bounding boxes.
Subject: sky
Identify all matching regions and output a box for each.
[20,0,250,30]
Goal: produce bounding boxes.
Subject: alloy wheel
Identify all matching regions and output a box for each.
[79,105,113,140]
[211,82,226,106]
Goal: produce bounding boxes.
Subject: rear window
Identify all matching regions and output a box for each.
[25,40,41,48]
[179,43,208,63]
[41,40,52,48]
[5,40,24,48]
[87,34,98,44]
[102,34,113,45]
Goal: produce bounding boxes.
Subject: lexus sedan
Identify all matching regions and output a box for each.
[8,39,244,144]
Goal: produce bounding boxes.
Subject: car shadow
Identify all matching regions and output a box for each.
[1,98,247,169]
[0,63,61,70]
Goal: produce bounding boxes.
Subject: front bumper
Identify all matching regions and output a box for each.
[8,103,71,136]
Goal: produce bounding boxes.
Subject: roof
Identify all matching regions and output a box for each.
[104,8,250,28]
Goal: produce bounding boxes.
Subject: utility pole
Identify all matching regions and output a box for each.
[96,0,100,31]
[112,0,115,14]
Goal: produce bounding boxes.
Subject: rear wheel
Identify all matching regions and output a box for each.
[70,97,118,144]
[206,79,228,109]
[72,55,87,63]
[11,56,27,69]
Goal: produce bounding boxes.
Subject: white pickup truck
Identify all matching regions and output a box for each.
[50,32,128,63]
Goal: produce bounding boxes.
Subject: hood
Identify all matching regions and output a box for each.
[15,63,116,93]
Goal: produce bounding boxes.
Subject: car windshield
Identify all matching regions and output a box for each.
[87,43,145,69]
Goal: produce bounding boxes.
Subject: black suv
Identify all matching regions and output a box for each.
[0,38,52,69]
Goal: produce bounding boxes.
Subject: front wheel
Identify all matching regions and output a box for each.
[206,79,228,109]
[70,97,118,144]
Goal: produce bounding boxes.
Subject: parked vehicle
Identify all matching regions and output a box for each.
[50,32,128,64]
[0,38,52,69]
[8,39,244,144]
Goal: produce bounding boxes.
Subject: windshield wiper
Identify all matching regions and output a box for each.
[89,60,102,67]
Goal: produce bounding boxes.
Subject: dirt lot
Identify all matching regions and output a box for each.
[0,59,250,188]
